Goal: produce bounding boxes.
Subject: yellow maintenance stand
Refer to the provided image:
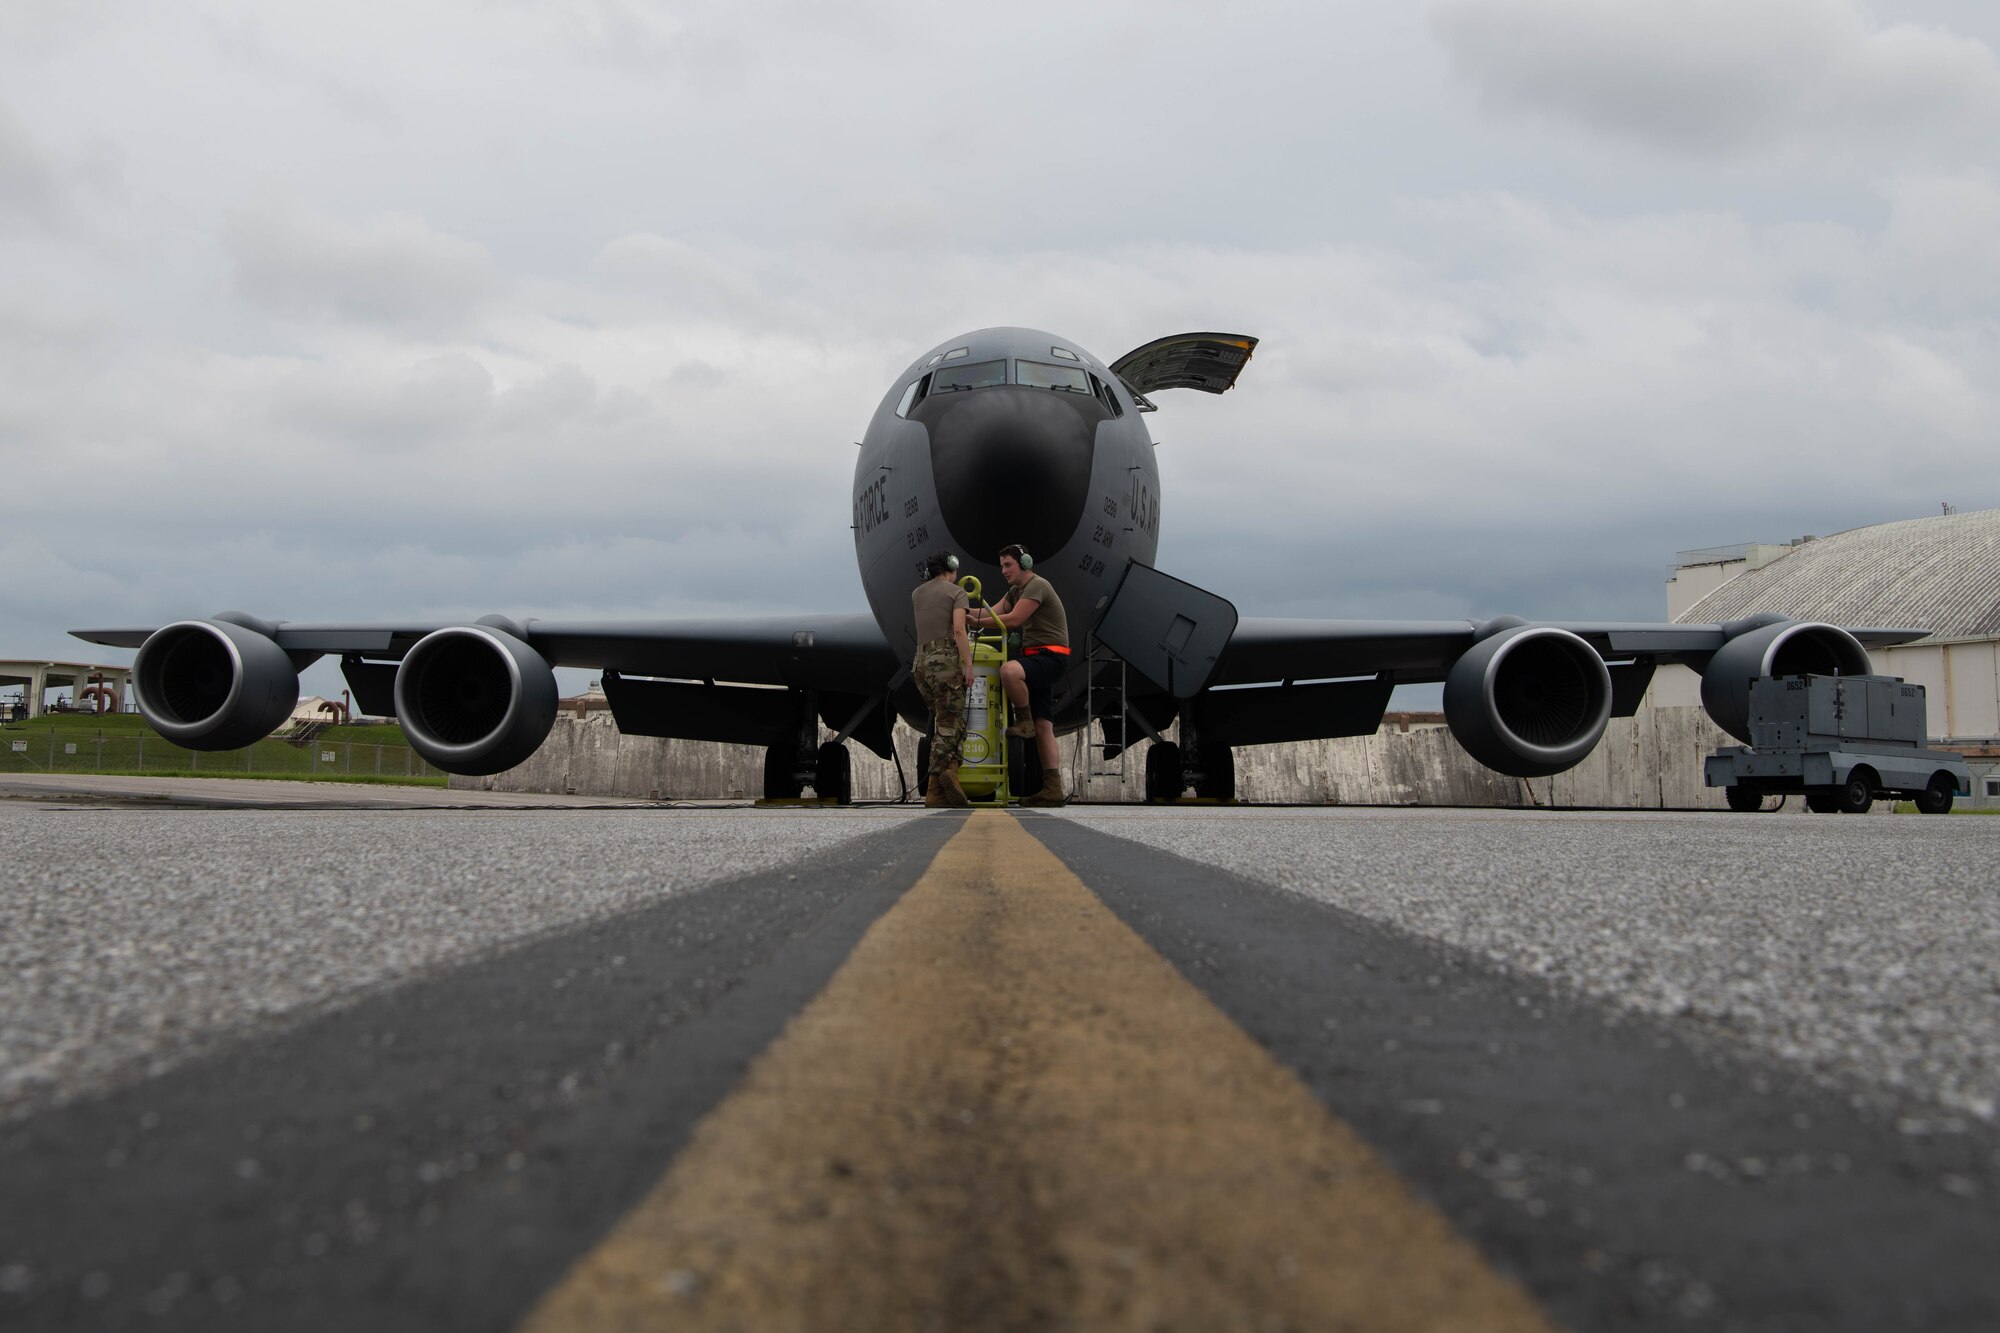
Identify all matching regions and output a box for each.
[954,574,1017,805]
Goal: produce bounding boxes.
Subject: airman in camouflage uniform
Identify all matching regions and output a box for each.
[912,551,974,807]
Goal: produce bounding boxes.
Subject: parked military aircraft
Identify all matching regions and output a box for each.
[75,325,1922,802]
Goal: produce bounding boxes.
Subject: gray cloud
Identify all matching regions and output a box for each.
[226,202,492,328]
[1428,0,2000,158]
[0,2,1996,710]
[0,99,74,233]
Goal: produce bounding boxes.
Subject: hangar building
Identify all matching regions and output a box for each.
[1652,506,2000,804]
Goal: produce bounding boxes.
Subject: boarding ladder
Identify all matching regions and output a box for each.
[1077,631,1130,792]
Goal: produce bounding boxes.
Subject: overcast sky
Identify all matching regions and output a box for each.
[4,1,1996,704]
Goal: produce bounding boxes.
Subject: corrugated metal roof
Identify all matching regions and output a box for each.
[1677,508,2000,641]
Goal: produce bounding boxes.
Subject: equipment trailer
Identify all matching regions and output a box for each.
[1705,674,1970,813]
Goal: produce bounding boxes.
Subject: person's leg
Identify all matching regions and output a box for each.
[999,659,1034,736]
[914,656,951,805]
[1020,657,1067,804]
[1034,719,1059,773]
[998,659,1029,708]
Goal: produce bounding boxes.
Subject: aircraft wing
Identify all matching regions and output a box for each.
[72,612,907,767]
[1210,617,1929,687]
[75,613,901,692]
[1153,612,1933,768]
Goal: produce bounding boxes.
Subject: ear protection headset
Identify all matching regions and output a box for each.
[1000,544,1034,571]
[926,551,960,578]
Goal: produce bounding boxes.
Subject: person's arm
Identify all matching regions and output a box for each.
[951,606,973,685]
[984,596,1040,630]
[972,587,1038,629]
[969,589,1009,630]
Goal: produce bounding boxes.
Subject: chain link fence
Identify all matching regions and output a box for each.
[0,730,442,780]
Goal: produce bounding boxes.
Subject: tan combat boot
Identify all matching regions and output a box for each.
[1021,770,1067,807]
[924,772,949,807]
[938,763,971,808]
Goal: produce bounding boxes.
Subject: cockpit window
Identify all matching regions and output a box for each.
[931,359,1007,392]
[942,346,970,360]
[1016,360,1091,394]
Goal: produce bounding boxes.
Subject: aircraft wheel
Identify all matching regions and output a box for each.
[1724,785,1766,813]
[1916,775,1955,815]
[815,741,853,806]
[762,745,803,800]
[1837,768,1876,815]
[1804,790,1840,814]
[1145,741,1184,803]
[1195,744,1235,801]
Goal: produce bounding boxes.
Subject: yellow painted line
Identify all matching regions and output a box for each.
[517,810,1557,1332]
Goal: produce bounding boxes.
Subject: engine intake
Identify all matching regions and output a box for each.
[1444,626,1613,778]
[132,617,300,750]
[394,625,557,776]
[1700,620,1870,743]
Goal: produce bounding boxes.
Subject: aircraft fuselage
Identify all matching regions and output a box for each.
[854,327,1160,730]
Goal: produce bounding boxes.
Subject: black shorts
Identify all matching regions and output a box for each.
[1018,651,1064,721]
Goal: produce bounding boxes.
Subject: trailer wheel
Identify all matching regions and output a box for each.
[1725,785,1767,812]
[1804,790,1840,814]
[1915,775,1955,815]
[1837,768,1876,815]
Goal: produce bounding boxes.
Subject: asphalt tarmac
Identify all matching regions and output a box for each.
[2,783,1996,1331]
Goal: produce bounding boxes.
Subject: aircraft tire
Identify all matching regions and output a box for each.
[815,742,853,806]
[1837,768,1876,815]
[916,737,932,800]
[1195,744,1235,801]
[762,745,803,801]
[1145,741,1183,803]
[1724,785,1766,812]
[1916,775,1955,815]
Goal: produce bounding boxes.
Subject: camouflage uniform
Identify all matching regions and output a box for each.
[914,638,968,777]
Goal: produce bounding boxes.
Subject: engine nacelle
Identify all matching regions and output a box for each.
[132,617,300,750]
[1443,625,1613,778]
[394,624,557,776]
[1700,620,1871,743]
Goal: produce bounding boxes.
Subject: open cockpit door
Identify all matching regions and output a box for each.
[1109,333,1258,408]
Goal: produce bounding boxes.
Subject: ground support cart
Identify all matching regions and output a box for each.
[1704,673,1970,814]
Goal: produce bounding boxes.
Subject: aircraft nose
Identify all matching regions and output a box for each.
[920,388,1098,567]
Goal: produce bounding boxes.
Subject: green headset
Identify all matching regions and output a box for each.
[926,550,959,578]
[1000,544,1034,571]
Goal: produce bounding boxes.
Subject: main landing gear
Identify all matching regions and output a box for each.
[761,740,853,803]
[761,696,853,804]
[1142,720,1236,803]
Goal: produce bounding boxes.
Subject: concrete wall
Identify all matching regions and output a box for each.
[454,704,1746,809]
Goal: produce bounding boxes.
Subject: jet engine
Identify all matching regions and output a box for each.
[393,623,557,776]
[132,616,301,750]
[1443,625,1613,778]
[1700,619,1870,744]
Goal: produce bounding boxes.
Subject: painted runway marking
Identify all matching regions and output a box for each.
[517,809,1556,1331]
